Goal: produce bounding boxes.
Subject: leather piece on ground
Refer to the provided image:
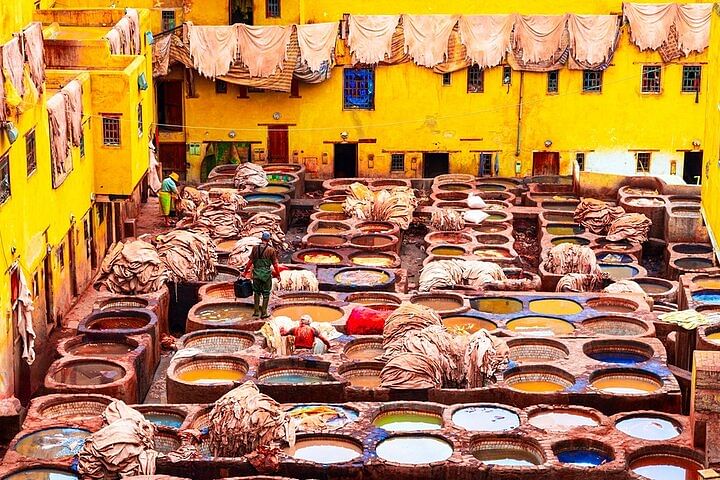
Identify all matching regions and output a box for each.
[241,212,289,250]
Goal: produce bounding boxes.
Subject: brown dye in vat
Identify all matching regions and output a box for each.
[637,282,669,294]
[506,317,575,336]
[273,305,344,322]
[216,239,237,252]
[347,373,382,388]
[591,377,660,394]
[443,316,496,335]
[412,297,463,311]
[472,298,523,314]
[314,227,346,234]
[345,346,385,361]
[359,223,393,233]
[588,302,635,313]
[54,362,124,386]
[67,342,134,356]
[528,299,582,315]
[87,317,147,330]
[509,380,567,393]
[439,183,471,191]
[176,368,245,384]
[706,332,720,344]
[430,246,465,256]
[351,253,393,267]
[675,258,714,269]
[695,278,720,289]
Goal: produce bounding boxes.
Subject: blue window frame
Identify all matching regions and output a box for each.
[343,67,374,110]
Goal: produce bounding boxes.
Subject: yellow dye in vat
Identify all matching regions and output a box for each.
[273,305,344,322]
[443,316,496,335]
[509,380,567,393]
[472,298,523,314]
[258,185,290,194]
[430,246,465,256]
[319,202,344,212]
[176,368,245,384]
[506,317,575,336]
[301,253,342,264]
[412,298,463,311]
[591,377,660,394]
[351,253,393,267]
[473,248,510,258]
[529,299,583,315]
[695,278,720,289]
[707,332,720,344]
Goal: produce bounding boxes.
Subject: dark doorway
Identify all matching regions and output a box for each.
[230,0,253,24]
[68,230,78,298]
[532,151,560,176]
[157,81,183,131]
[683,151,703,185]
[334,143,358,178]
[159,142,187,178]
[423,152,449,178]
[268,126,289,162]
[44,253,54,326]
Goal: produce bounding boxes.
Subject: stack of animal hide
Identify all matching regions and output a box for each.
[379,352,444,389]
[430,209,465,231]
[97,240,169,294]
[464,329,509,388]
[556,272,606,293]
[603,279,647,296]
[401,325,465,387]
[155,230,218,283]
[208,382,295,457]
[418,259,507,292]
[234,162,268,190]
[272,269,319,292]
[574,198,626,234]
[227,237,263,268]
[241,213,289,250]
[606,213,652,243]
[382,303,442,360]
[177,187,210,217]
[542,243,603,275]
[343,182,418,230]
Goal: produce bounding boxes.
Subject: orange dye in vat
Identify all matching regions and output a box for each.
[695,278,720,289]
[345,345,385,361]
[273,305,344,322]
[314,227,346,234]
[707,332,720,344]
[509,380,567,393]
[347,373,382,388]
[442,317,496,335]
[319,202,344,212]
[176,368,245,384]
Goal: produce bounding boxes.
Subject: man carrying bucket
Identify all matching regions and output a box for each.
[159,172,180,226]
[244,232,280,319]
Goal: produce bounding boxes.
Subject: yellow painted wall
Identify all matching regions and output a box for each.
[701,13,720,252]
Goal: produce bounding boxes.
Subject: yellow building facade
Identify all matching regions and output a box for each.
[0,0,154,404]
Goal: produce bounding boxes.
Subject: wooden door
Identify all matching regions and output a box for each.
[267,126,289,162]
[333,143,358,178]
[532,151,560,176]
[158,81,183,131]
[159,142,187,178]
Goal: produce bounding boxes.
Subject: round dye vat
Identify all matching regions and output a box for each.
[272,304,344,322]
[556,449,610,467]
[635,279,671,294]
[350,252,394,267]
[587,351,647,365]
[176,368,245,385]
[616,416,681,440]
[692,291,720,304]
[586,298,637,313]
[300,251,342,264]
[142,412,185,429]
[66,341,134,356]
[257,184,291,195]
[86,316,148,330]
[14,428,89,459]
[373,411,443,431]
[266,173,294,183]
[582,317,648,336]
[506,317,575,336]
[505,367,574,393]
[600,264,639,280]
[508,339,569,362]
[472,247,510,258]
[476,183,506,191]
[53,361,124,386]
[442,316,496,335]
[261,371,331,385]
[486,213,507,221]
[4,470,78,479]
[707,332,720,344]
[547,225,584,235]
[695,277,720,289]
[344,370,382,388]
[318,202,344,213]
[284,437,362,464]
[509,379,567,393]
[597,253,633,264]
[528,411,599,431]
[357,222,395,234]
[551,237,590,246]
[376,436,453,464]
[675,258,714,269]
[471,298,523,314]
[451,406,520,432]
[528,299,583,315]
[182,331,254,354]
[244,193,285,203]
[591,372,661,394]
[344,340,385,361]
[438,183,472,191]
[474,224,509,233]
[288,405,358,430]
[631,456,701,480]
[411,296,464,312]
[196,304,254,322]
[472,448,542,467]
[627,197,664,207]
[334,269,390,286]
[430,246,466,257]
[313,226,349,234]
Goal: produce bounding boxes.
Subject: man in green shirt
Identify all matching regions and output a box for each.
[243,232,280,318]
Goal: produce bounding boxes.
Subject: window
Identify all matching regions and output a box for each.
[56,244,65,270]
[442,73,451,86]
[266,0,280,17]
[636,152,651,173]
[682,65,701,93]
[137,103,143,137]
[575,152,585,171]
[0,153,9,203]
[502,66,512,85]
[641,65,661,93]
[547,71,559,94]
[79,134,85,158]
[215,80,228,94]
[161,10,176,32]
[583,70,602,92]
[391,154,405,172]
[467,65,484,93]
[343,67,374,110]
[478,153,493,176]
[26,129,36,176]
[102,115,121,145]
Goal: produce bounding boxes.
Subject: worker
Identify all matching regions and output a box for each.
[159,172,180,226]
[244,232,280,319]
[281,315,332,354]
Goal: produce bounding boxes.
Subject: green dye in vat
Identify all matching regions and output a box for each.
[439,183,471,191]
[547,225,584,235]
[196,305,255,322]
[262,372,330,384]
[675,258,714,269]
[473,448,542,466]
[551,237,589,246]
[487,214,505,221]
[14,428,89,459]
[373,412,443,431]
[4,470,78,479]
[430,246,465,256]
[375,436,453,464]
[471,298,523,314]
[476,184,506,191]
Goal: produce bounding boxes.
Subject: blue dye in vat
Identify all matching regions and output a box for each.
[142,412,184,429]
[243,193,284,203]
[557,449,609,467]
[692,292,720,304]
[4,469,78,479]
[262,373,329,384]
[587,352,647,365]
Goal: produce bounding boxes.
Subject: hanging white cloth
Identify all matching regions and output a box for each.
[125,8,141,54]
[458,15,514,69]
[347,15,400,64]
[17,270,36,365]
[236,24,292,77]
[623,3,678,51]
[296,22,337,73]
[401,15,459,67]
[676,3,713,55]
[187,22,239,79]
[148,143,162,193]
[567,14,620,68]
[512,15,569,65]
